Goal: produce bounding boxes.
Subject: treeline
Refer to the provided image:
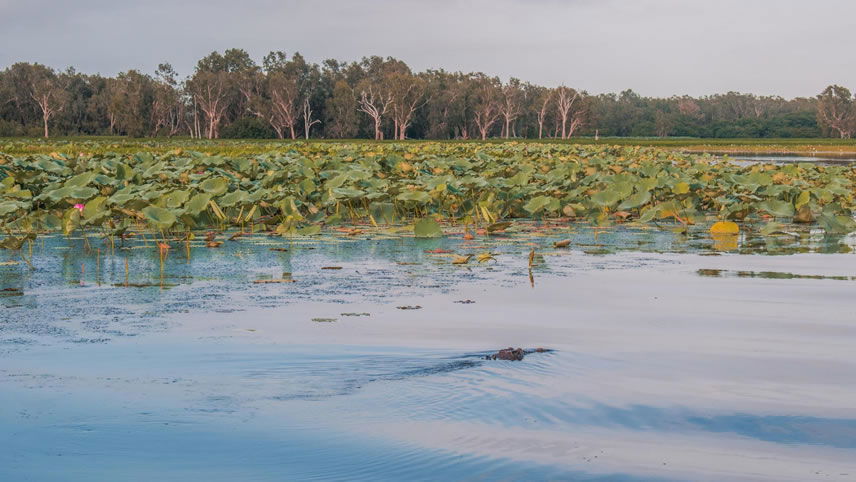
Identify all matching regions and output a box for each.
[0,49,848,139]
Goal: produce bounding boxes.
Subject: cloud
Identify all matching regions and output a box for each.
[1,0,854,98]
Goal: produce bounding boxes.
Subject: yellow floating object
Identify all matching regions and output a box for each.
[710,221,739,235]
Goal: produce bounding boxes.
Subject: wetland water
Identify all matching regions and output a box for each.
[718,152,856,166]
[2,225,856,481]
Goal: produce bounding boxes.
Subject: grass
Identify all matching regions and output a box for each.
[3,136,856,156]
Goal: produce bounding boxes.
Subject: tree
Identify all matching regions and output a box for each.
[499,80,523,138]
[535,88,552,139]
[816,85,855,138]
[387,71,425,140]
[188,49,257,139]
[554,86,587,139]
[302,98,321,139]
[254,71,300,139]
[472,75,502,140]
[151,63,184,136]
[0,51,836,140]
[10,64,68,138]
[357,81,393,140]
[326,80,358,138]
[110,70,154,137]
[654,110,674,137]
[187,71,231,139]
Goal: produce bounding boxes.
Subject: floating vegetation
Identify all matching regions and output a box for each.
[697,269,856,281]
[451,254,473,265]
[252,278,296,284]
[112,282,179,288]
[396,305,422,310]
[311,317,337,323]
[340,312,371,317]
[1,143,854,248]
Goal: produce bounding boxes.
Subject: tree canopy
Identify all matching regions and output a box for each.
[0,50,841,139]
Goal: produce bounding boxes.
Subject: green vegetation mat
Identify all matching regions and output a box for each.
[0,142,854,247]
[5,137,856,156]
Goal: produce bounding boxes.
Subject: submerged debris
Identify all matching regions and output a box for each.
[396,305,422,310]
[454,299,476,304]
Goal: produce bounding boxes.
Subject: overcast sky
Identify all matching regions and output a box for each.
[1,0,853,98]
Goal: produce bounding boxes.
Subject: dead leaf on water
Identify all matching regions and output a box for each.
[451,254,473,264]
[476,252,496,263]
[710,221,739,235]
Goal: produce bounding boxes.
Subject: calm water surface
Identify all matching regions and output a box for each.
[2,225,856,481]
[718,152,856,166]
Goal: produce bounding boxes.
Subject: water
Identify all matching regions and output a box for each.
[718,152,856,166]
[2,225,856,481]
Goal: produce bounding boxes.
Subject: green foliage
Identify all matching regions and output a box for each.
[414,217,442,238]
[220,117,276,139]
[0,141,853,240]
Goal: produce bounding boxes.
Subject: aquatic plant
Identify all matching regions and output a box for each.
[0,142,854,244]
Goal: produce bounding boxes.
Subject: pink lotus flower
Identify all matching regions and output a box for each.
[74,203,85,213]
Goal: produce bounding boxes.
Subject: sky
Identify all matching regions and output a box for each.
[0,0,854,98]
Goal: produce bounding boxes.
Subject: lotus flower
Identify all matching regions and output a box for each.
[74,203,85,213]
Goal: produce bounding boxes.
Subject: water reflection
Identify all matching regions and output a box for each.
[2,226,856,480]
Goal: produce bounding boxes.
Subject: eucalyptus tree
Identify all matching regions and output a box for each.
[355,56,408,140]
[110,70,155,137]
[357,80,393,140]
[59,68,98,135]
[533,86,552,139]
[326,79,358,138]
[387,71,425,140]
[187,49,256,139]
[420,70,459,139]
[816,85,855,138]
[499,79,523,138]
[471,74,502,140]
[4,63,67,138]
[554,86,588,139]
[151,63,184,136]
